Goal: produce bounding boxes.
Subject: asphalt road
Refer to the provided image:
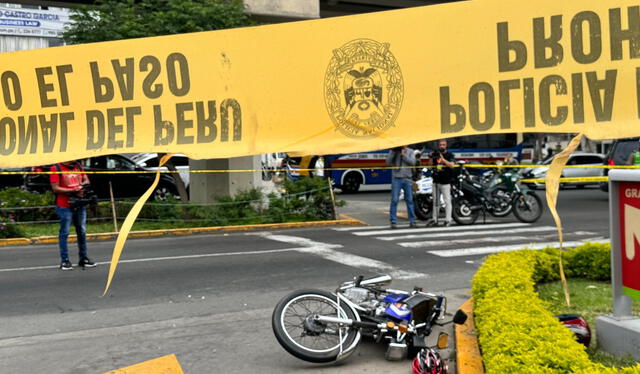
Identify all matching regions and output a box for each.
[0,187,610,373]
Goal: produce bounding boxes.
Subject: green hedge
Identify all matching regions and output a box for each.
[0,177,342,238]
[472,244,640,374]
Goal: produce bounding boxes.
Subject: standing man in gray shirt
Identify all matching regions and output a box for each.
[386,146,417,229]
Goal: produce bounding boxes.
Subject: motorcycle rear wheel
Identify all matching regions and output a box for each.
[452,198,480,225]
[272,289,359,363]
[489,187,513,217]
[512,191,543,223]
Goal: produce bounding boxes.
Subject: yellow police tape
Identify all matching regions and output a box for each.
[520,176,608,184]
[1,164,639,175]
[103,154,172,295]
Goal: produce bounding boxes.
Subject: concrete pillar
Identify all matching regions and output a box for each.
[190,1,318,202]
[189,156,262,203]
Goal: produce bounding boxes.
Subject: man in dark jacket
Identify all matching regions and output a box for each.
[426,139,456,227]
[386,146,417,229]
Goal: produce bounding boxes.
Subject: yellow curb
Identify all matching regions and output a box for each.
[0,218,365,247]
[102,354,183,374]
[0,238,31,246]
[455,298,484,374]
[337,213,367,225]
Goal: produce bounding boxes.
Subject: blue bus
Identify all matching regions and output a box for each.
[288,134,529,193]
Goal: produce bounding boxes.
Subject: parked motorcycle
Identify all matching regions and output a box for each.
[412,169,439,221]
[452,161,543,225]
[271,274,467,366]
[412,165,493,221]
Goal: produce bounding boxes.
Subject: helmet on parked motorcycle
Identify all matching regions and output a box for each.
[412,348,447,374]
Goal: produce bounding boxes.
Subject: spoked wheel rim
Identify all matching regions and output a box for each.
[456,199,473,217]
[154,186,171,201]
[515,194,541,220]
[491,188,512,216]
[280,294,352,353]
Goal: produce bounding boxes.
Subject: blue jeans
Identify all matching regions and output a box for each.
[55,206,88,262]
[390,178,416,224]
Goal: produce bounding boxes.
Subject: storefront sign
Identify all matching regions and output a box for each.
[620,182,640,300]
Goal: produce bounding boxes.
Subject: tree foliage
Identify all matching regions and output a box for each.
[62,0,254,202]
[63,0,254,44]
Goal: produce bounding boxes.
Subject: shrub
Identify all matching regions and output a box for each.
[564,243,611,281]
[0,188,56,222]
[472,244,640,373]
[0,178,342,235]
[0,216,25,238]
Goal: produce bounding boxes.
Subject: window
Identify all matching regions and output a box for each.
[172,156,189,167]
[106,156,135,170]
[584,155,603,164]
[614,141,639,165]
[570,155,602,165]
[87,157,106,169]
[144,157,159,167]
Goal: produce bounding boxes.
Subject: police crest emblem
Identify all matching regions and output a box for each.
[324,39,404,138]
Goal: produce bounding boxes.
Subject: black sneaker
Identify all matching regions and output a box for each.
[425,219,438,227]
[390,223,398,229]
[60,260,73,271]
[409,222,418,228]
[78,258,96,268]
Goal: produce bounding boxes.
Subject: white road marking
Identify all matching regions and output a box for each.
[428,238,609,257]
[251,233,342,248]
[0,248,299,273]
[354,222,530,236]
[399,233,563,248]
[383,226,558,242]
[333,225,391,231]
[260,233,428,279]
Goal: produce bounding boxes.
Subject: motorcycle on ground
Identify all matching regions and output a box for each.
[271,274,467,367]
[452,161,543,225]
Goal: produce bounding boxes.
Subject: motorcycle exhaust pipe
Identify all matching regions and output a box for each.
[315,315,382,329]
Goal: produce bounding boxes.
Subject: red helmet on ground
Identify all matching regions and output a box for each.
[412,348,447,374]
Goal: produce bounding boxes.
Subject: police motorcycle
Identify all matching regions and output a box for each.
[451,161,543,225]
[411,168,449,221]
[271,274,467,367]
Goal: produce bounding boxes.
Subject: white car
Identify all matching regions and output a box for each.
[129,153,190,188]
[525,152,604,189]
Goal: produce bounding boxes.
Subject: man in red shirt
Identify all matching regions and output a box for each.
[50,160,96,270]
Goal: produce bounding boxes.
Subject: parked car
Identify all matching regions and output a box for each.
[25,154,179,200]
[523,152,604,189]
[129,153,190,188]
[0,167,28,191]
[600,137,640,192]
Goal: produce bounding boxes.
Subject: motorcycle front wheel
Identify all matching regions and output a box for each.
[413,194,433,221]
[272,289,359,363]
[512,191,543,223]
[452,198,480,225]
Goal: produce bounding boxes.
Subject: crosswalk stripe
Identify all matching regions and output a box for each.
[382,226,557,242]
[427,238,609,257]
[399,232,577,248]
[353,222,530,236]
[333,225,391,231]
